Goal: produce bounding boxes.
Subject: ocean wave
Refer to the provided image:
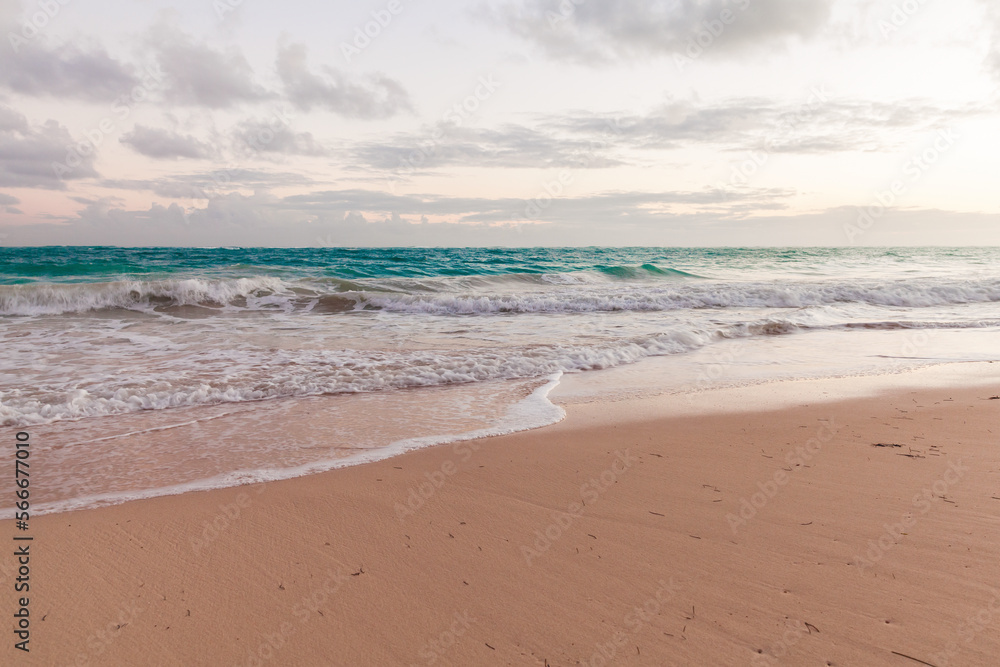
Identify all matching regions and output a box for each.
[0,277,294,316]
[2,309,995,428]
[3,274,1000,317]
[361,279,1000,314]
[594,263,704,279]
[834,319,1000,330]
[0,266,693,316]
[0,323,753,426]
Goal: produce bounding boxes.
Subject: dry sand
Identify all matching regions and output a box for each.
[4,370,1000,666]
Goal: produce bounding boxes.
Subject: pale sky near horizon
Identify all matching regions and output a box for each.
[1,0,999,246]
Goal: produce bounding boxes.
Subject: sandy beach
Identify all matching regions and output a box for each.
[3,0,1000,660]
[3,366,999,666]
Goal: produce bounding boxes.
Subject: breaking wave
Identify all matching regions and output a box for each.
[3,275,1000,317]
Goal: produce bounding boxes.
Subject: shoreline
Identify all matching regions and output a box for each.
[24,360,999,517]
[25,373,568,517]
[4,368,1000,665]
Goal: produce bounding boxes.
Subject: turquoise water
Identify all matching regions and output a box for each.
[2,247,998,513]
[1,246,996,284]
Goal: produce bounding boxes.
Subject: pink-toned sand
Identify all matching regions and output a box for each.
[4,377,999,666]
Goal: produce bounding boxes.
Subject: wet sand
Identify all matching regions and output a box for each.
[4,370,1000,666]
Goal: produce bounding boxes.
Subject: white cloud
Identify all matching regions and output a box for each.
[120,125,213,159]
[0,0,137,101]
[146,20,267,108]
[0,105,97,188]
[490,0,834,62]
[276,42,412,118]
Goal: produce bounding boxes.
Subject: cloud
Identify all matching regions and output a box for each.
[9,190,998,248]
[547,95,985,153]
[276,43,412,118]
[354,121,622,172]
[0,44,139,102]
[0,0,137,101]
[273,186,792,227]
[101,169,316,200]
[0,104,97,188]
[62,185,791,234]
[120,125,213,159]
[349,93,983,178]
[146,21,266,108]
[979,0,1000,80]
[231,116,329,157]
[490,0,834,62]
[0,191,20,213]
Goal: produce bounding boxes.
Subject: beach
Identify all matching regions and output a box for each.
[6,365,999,666]
[3,0,1000,660]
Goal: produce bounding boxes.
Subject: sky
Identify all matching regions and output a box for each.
[0,0,998,246]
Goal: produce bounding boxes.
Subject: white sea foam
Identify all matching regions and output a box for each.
[0,330,708,426]
[3,275,1000,316]
[0,277,292,316]
[362,279,1000,314]
[4,304,1000,429]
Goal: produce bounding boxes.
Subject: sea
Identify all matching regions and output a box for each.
[2,246,998,514]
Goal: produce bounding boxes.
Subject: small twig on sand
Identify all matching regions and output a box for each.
[891,650,939,667]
